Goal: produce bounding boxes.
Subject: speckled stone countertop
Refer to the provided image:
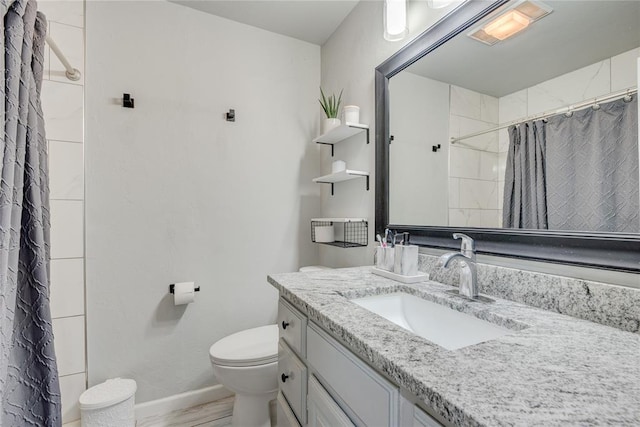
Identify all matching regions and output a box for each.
[268,267,640,427]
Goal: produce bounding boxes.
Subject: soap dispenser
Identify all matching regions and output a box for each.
[393,233,419,276]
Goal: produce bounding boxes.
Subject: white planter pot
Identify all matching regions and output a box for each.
[322,118,341,134]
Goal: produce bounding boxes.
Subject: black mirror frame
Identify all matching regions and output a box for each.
[375,0,640,273]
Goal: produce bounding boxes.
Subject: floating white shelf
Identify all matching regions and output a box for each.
[313,123,369,156]
[313,170,370,195]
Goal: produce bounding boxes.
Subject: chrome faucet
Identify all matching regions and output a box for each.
[437,233,478,299]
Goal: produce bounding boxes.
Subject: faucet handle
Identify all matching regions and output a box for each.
[453,233,475,259]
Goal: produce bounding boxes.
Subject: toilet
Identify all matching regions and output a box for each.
[209,324,278,427]
[298,265,331,272]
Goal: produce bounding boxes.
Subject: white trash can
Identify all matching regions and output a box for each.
[79,378,137,427]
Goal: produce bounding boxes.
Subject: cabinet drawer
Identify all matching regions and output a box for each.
[308,375,355,427]
[307,323,399,427]
[278,298,307,357]
[278,340,307,424]
[276,391,302,427]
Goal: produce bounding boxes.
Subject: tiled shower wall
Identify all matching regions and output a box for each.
[448,86,500,228]
[38,0,86,423]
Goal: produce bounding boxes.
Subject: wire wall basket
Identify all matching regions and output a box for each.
[311,218,368,248]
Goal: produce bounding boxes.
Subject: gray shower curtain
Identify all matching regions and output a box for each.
[0,0,62,425]
[503,97,639,232]
[502,120,548,229]
[545,98,639,232]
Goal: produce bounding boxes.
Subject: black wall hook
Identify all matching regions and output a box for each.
[225,109,235,122]
[123,93,134,108]
[432,144,441,152]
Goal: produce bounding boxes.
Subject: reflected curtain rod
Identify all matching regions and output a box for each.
[450,86,638,144]
[45,35,81,81]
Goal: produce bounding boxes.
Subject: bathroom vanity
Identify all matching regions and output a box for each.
[269,267,640,427]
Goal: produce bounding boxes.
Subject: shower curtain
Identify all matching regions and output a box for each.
[502,120,548,229]
[545,98,639,232]
[0,0,62,425]
[503,97,639,232]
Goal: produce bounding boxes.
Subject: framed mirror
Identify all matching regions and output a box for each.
[375,0,640,272]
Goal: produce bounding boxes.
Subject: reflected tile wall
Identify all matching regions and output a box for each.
[449,85,500,227]
[42,1,86,423]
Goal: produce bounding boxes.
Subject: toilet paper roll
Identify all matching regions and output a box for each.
[173,282,196,305]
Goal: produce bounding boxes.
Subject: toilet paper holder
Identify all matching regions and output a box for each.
[169,284,201,294]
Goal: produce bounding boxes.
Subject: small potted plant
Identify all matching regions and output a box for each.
[319,88,343,134]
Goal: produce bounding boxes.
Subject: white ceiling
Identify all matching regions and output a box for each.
[406,1,640,97]
[170,0,360,45]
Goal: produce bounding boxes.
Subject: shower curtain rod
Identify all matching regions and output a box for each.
[450,86,638,144]
[45,35,81,81]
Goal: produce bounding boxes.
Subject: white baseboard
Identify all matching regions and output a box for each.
[135,384,234,420]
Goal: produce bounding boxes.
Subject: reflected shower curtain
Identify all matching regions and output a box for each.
[503,97,639,232]
[545,98,639,232]
[502,121,548,229]
[0,0,62,425]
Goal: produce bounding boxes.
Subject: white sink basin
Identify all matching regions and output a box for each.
[351,292,512,350]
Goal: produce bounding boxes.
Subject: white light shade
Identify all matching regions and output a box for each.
[384,0,408,41]
[483,10,530,40]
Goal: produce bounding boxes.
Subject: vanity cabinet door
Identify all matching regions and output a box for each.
[276,391,302,427]
[308,375,355,427]
[307,322,399,426]
[278,298,307,357]
[278,340,307,424]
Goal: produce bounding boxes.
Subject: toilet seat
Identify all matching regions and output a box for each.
[209,324,278,367]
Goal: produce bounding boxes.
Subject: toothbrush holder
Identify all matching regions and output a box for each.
[375,246,395,272]
[393,245,419,276]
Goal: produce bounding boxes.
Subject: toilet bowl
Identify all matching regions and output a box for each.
[209,324,278,427]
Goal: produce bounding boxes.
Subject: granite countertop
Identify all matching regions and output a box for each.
[268,267,640,427]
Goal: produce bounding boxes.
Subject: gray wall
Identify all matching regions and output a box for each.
[85,0,321,402]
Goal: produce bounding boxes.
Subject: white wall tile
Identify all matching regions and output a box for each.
[479,151,498,181]
[497,152,507,181]
[457,117,498,152]
[448,114,460,139]
[448,178,459,209]
[49,22,84,85]
[53,316,85,376]
[49,141,83,200]
[480,94,499,124]
[50,200,84,259]
[611,47,640,92]
[527,60,611,115]
[41,81,83,142]
[50,258,84,318]
[499,89,527,124]
[480,210,500,228]
[450,146,480,179]
[449,208,469,227]
[497,181,505,212]
[498,128,509,153]
[38,0,84,28]
[450,86,482,120]
[59,372,86,424]
[459,179,498,209]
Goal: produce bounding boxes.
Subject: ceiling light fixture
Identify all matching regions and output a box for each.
[384,0,408,42]
[468,0,553,46]
[483,9,530,40]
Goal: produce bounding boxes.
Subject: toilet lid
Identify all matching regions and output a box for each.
[209,324,278,367]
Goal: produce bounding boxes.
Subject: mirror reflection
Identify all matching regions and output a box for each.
[389,0,640,233]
